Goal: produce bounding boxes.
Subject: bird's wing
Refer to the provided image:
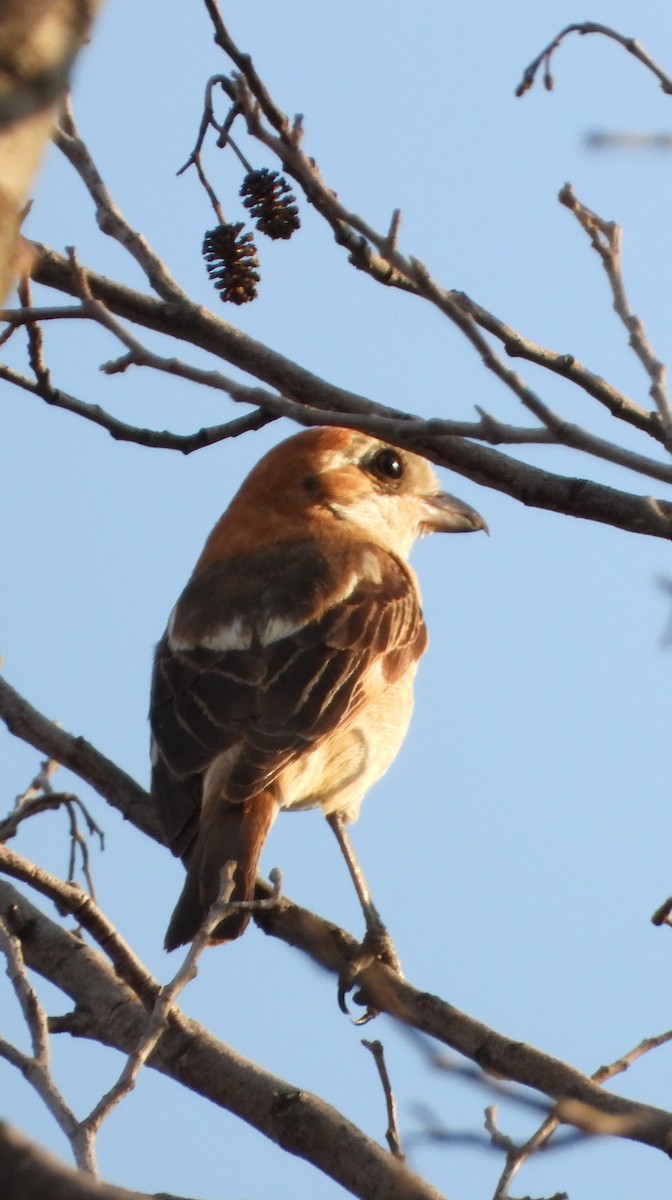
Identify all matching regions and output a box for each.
[150,540,426,856]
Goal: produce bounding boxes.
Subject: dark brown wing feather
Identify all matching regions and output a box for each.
[150,540,426,857]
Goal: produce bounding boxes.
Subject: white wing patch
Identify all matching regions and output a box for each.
[168,612,253,652]
[166,562,368,654]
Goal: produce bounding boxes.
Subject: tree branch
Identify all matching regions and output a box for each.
[26,246,672,540]
[0,362,275,452]
[4,677,672,1165]
[54,102,187,304]
[515,22,672,98]
[0,1120,177,1200]
[0,881,449,1200]
[559,183,672,446]
[0,674,155,839]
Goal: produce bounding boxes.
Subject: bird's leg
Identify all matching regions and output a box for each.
[327,812,403,978]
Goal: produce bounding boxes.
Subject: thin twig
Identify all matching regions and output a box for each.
[17,275,50,387]
[362,1039,405,1160]
[0,363,275,452]
[28,245,672,540]
[3,882,450,1200]
[515,22,672,98]
[455,290,665,444]
[491,1024,672,1196]
[0,789,103,894]
[0,793,65,840]
[203,1,293,140]
[14,755,61,805]
[67,223,672,481]
[0,840,157,1005]
[0,304,88,324]
[0,914,88,1169]
[54,101,187,303]
[594,1029,672,1086]
[62,794,100,898]
[0,671,154,840]
[0,865,275,1173]
[1,750,104,895]
[198,5,672,476]
[176,75,246,224]
[76,863,282,1144]
[559,183,672,449]
[80,864,238,1140]
[484,1107,517,1156]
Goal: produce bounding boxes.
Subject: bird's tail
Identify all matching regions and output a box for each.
[164,791,279,951]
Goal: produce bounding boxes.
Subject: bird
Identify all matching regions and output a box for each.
[149,425,486,953]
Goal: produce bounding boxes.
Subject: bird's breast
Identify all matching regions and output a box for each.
[277,660,418,821]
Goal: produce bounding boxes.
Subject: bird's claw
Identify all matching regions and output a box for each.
[337,967,378,1023]
[336,927,403,1021]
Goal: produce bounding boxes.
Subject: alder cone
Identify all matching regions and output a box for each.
[240,168,300,240]
[202,222,260,304]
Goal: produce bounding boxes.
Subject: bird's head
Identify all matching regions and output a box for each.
[199,426,487,567]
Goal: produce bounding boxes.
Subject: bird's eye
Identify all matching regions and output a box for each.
[369,447,403,482]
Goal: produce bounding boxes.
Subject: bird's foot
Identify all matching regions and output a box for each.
[361,924,403,977]
[336,923,403,1023]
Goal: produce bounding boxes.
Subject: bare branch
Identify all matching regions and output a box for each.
[0,795,69,843]
[0,362,275,451]
[1,780,104,900]
[176,75,243,223]
[17,274,50,387]
[77,867,242,1145]
[0,914,87,1168]
[2,751,104,900]
[204,32,663,478]
[253,890,672,1156]
[0,914,50,1060]
[54,102,186,303]
[78,862,279,1145]
[1,303,556,450]
[0,673,156,839]
[0,303,88,325]
[5,858,672,1170]
[4,674,672,1172]
[18,261,672,510]
[0,1119,197,1199]
[13,754,61,806]
[0,840,157,1005]
[24,248,672,539]
[4,690,672,1171]
[455,290,665,444]
[515,23,672,98]
[491,1024,672,1196]
[362,1039,405,1160]
[594,1029,672,1086]
[559,183,672,447]
[1,880,450,1200]
[202,2,293,140]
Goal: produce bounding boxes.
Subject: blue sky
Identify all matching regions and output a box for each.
[2,3,672,1198]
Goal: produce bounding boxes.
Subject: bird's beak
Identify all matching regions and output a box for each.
[421,491,489,535]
